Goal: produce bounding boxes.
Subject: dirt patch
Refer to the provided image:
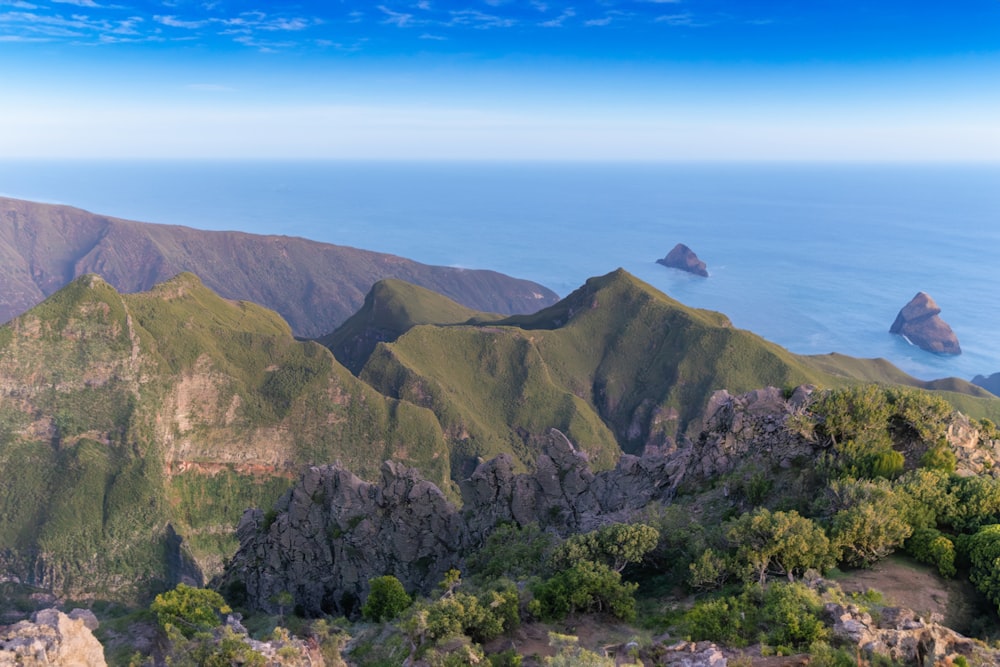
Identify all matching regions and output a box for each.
[829,554,995,636]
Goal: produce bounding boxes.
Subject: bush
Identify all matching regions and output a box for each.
[830,502,912,568]
[468,523,555,582]
[531,560,637,621]
[957,524,1000,611]
[362,575,412,622]
[682,582,827,651]
[725,508,833,585]
[758,582,828,648]
[150,584,231,638]
[906,528,956,578]
[683,595,754,647]
[549,523,659,573]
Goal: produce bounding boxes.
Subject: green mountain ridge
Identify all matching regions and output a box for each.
[1,268,998,603]
[319,278,502,374]
[356,269,1000,477]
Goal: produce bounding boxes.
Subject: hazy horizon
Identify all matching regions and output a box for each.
[2,1,998,161]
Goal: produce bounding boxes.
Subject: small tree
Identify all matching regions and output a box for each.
[362,575,412,622]
[550,523,660,573]
[830,502,912,568]
[150,584,231,638]
[726,508,833,585]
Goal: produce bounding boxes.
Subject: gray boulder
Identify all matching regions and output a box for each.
[0,609,106,667]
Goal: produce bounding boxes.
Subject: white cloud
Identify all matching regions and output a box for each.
[378,5,415,27]
[539,8,574,27]
[154,14,208,29]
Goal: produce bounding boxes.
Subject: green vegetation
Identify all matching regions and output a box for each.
[684,582,829,651]
[7,267,1000,667]
[320,278,501,374]
[362,576,412,622]
[151,583,231,638]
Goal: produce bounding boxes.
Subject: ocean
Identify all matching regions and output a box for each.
[1,160,997,383]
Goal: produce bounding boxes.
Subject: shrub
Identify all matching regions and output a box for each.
[468,523,555,582]
[362,576,412,622]
[150,584,231,638]
[549,523,659,573]
[906,528,956,578]
[531,560,637,621]
[725,508,833,585]
[830,502,912,568]
[758,582,828,648]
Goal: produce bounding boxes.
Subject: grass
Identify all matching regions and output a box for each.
[2,268,1000,604]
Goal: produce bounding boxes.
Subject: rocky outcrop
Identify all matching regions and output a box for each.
[220,384,1000,618]
[222,429,676,616]
[826,603,998,666]
[657,244,708,277]
[0,609,106,666]
[889,292,961,355]
[665,386,821,485]
[644,640,727,666]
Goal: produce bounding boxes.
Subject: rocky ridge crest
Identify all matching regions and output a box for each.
[222,383,1000,616]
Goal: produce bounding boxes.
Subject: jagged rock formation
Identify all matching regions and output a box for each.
[0,609,106,666]
[657,243,708,277]
[668,386,819,484]
[826,603,999,665]
[0,196,557,337]
[889,292,961,355]
[221,385,1000,616]
[222,429,675,616]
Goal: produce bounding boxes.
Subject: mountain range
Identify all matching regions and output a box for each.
[0,197,557,338]
[2,259,999,602]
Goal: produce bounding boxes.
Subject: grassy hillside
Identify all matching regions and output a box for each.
[359,269,1000,478]
[320,278,502,374]
[0,274,453,599]
[2,268,998,603]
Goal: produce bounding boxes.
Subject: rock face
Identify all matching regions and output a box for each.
[0,609,106,666]
[826,603,1000,666]
[889,292,961,355]
[219,384,1000,617]
[657,243,708,277]
[222,429,675,616]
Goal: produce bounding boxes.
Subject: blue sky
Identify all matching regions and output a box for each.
[1,1,999,160]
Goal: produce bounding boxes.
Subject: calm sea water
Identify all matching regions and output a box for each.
[1,160,998,383]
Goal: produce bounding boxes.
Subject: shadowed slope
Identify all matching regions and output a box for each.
[0,197,558,337]
[319,278,502,375]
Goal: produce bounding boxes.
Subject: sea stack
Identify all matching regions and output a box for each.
[889,292,961,355]
[657,243,708,277]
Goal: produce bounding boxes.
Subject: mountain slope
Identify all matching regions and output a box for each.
[0,197,558,337]
[319,278,503,374]
[0,274,453,599]
[358,269,1000,478]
